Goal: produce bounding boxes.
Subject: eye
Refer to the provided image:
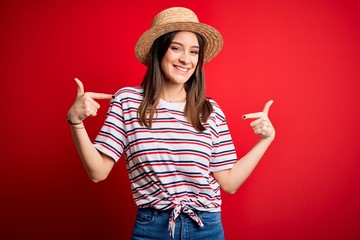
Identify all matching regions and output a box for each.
[190,50,199,55]
[170,46,181,52]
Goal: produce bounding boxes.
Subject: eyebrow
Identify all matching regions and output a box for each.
[171,41,199,49]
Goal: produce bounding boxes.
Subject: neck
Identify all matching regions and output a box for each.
[160,83,186,103]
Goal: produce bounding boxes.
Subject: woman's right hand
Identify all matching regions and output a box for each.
[67,78,113,123]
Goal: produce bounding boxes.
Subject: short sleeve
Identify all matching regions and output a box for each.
[209,103,238,172]
[94,95,128,162]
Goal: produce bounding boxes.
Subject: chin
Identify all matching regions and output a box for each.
[173,78,190,84]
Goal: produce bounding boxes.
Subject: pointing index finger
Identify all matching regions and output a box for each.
[242,112,264,119]
[243,100,274,119]
[87,92,114,100]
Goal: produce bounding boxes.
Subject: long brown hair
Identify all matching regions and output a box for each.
[137,31,213,132]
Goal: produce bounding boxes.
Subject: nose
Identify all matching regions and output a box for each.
[179,52,190,65]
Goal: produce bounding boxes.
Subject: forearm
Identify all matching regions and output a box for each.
[213,100,275,194]
[216,139,272,194]
[67,78,115,182]
[70,123,112,182]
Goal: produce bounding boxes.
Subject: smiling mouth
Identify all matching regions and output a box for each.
[174,65,189,72]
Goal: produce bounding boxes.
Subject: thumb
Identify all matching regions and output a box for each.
[263,100,274,114]
[74,77,84,96]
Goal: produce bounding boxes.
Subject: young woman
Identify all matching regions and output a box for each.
[67,7,275,240]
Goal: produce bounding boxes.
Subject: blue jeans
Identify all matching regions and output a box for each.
[131,208,224,240]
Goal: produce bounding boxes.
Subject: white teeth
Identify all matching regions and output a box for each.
[175,66,188,72]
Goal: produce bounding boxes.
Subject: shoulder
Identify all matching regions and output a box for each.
[208,98,220,109]
[113,86,143,101]
[207,98,226,121]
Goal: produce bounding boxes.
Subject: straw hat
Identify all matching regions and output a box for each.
[135,7,223,66]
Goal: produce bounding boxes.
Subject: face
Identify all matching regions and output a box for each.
[160,31,199,85]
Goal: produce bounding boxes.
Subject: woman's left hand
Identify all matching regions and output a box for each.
[242,100,276,141]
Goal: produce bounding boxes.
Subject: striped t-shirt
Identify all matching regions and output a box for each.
[94,86,237,230]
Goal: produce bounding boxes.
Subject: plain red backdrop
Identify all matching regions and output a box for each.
[1,0,360,239]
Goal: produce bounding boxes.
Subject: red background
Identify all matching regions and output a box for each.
[1,0,360,239]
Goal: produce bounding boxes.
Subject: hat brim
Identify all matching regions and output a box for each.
[135,22,223,66]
